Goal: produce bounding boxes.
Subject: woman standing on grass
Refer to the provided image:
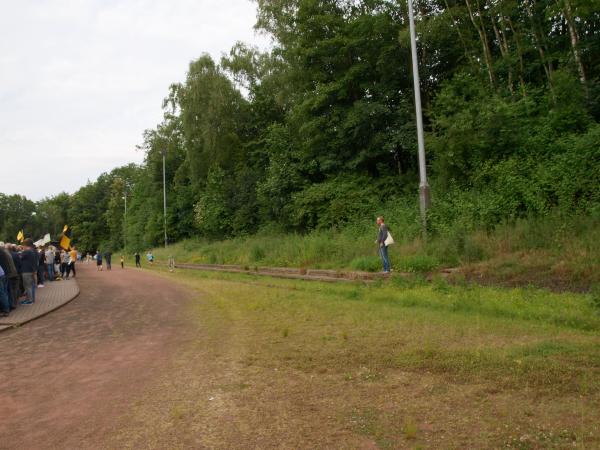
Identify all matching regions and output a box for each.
[376,216,391,273]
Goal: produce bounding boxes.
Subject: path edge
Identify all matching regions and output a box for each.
[0,281,81,333]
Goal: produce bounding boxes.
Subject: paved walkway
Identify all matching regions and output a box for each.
[0,264,192,449]
[0,278,79,331]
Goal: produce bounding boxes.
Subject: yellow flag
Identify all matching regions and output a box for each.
[17,230,24,243]
[59,224,72,250]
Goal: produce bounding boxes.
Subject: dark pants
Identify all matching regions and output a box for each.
[66,262,76,278]
[8,277,19,308]
[61,263,68,278]
[0,276,10,313]
[37,264,45,285]
[135,258,141,268]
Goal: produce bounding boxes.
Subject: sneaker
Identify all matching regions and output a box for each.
[20,300,33,305]
[38,284,45,288]
[0,312,8,317]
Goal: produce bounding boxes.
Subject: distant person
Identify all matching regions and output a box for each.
[146,251,154,266]
[120,255,124,269]
[45,246,55,282]
[69,247,78,277]
[60,250,69,279]
[105,252,112,270]
[19,239,39,304]
[0,263,9,317]
[375,216,391,273]
[0,243,18,316]
[134,252,141,268]
[37,248,46,287]
[8,244,22,309]
[96,251,103,271]
[168,255,175,272]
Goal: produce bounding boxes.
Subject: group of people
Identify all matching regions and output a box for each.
[0,239,79,317]
[91,251,128,271]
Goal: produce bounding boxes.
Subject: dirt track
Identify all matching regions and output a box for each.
[0,263,192,450]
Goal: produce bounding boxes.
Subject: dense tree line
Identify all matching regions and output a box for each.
[1,0,599,252]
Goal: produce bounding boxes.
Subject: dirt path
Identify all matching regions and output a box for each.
[0,263,193,450]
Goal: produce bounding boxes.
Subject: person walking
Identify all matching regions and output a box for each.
[105,251,112,270]
[19,239,39,304]
[120,255,124,269]
[134,252,141,268]
[168,255,175,272]
[45,246,55,282]
[96,251,103,271]
[69,247,78,277]
[375,216,391,273]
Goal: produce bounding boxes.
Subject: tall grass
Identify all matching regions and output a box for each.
[149,213,599,288]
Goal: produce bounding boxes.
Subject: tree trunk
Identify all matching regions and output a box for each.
[505,16,527,97]
[491,15,514,96]
[465,0,496,88]
[524,0,554,97]
[562,0,587,84]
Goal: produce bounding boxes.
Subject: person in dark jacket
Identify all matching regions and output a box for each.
[19,239,39,305]
[0,243,17,315]
[0,244,18,312]
[9,244,22,308]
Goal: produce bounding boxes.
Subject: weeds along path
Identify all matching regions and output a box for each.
[111,268,600,449]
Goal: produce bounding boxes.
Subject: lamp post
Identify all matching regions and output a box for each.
[122,193,127,252]
[407,0,431,231]
[161,149,168,248]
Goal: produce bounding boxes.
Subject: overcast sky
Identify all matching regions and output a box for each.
[0,0,268,201]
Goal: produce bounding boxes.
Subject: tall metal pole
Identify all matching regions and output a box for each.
[407,0,431,230]
[162,149,168,248]
[123,193,127,252]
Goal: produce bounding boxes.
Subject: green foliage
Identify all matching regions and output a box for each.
[194,166,229,238]
[3,0,599,256]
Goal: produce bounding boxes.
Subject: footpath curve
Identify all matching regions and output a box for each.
[0,278,80,332]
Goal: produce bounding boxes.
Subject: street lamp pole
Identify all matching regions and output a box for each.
[161,149,168,248]
[123,192,127,252]
[407,0,431,231]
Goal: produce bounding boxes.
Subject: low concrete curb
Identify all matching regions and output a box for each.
[0,278,80,332]
[169,262,458,283]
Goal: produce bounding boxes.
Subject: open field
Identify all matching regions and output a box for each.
[112,266,600,449]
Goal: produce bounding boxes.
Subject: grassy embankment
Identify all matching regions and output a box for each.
[114,266,600,448]
[149,215,600,291]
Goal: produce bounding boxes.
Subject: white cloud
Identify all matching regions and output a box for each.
[0,0,269,200]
